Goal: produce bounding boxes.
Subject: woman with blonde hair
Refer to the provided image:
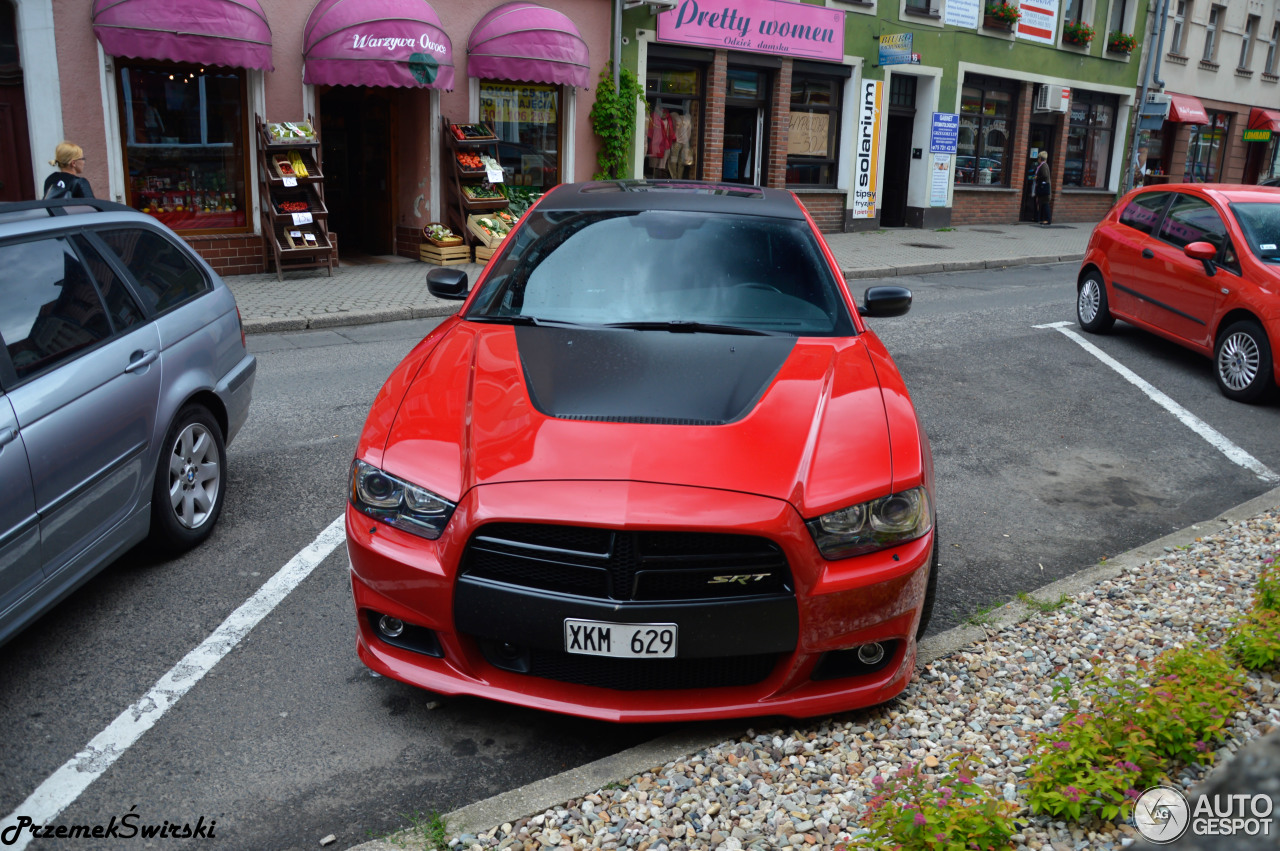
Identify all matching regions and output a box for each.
[43,142,94,199]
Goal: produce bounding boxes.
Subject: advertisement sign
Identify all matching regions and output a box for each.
[853,80,884,219]
[1243,128,1273,142]
[930,113,959,153]
[657,0,846,62]
[878,33,915,66]
[930,154,951,206]
[943,0,980,29]
[1015,0,1059,43]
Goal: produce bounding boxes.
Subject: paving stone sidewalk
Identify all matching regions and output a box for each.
[223,222,1091,334]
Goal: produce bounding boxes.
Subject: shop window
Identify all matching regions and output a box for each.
[117,62,250,233]
[786,75,842,188]
[956,77,1015,186]
[1185,111,1231,181]
[644,63,702,180]
[479,82,561,188]
[1263,137,1280,181]
[1064,92,1117,189]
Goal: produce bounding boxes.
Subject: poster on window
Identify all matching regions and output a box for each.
[944,0,980,29]
[853,81,883,219]
[788,111,830,156]
[479,84,559,125]
[1015,0,1059,43]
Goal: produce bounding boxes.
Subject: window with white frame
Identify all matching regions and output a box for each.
[1108,0,1130,37]
[1265,21,1279,73]
[1063,0,1084,25]
[1171,0,1189,52]
[1204,5,1223,61]
[1240,15,1259,68]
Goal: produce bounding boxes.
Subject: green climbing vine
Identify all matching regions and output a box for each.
[590,62,645,180]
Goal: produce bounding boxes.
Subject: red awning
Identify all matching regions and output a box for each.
[467,2,590,88]
[1249,107,1280,132]
[1166,92,1210,124]
[303,0,454,89]
[92,0,273,71]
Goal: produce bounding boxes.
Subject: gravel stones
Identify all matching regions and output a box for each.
[452,511,1280,851]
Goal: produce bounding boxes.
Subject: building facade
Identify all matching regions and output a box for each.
[1136,0,1280,187]
[3,0,609,274]
[621,0,1151,230]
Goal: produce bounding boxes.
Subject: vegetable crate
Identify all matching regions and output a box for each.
[475,245,497,262]
[467,212,514,248]
[420,242,472,266]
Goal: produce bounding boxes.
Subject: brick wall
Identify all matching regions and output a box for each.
[703,53,728,182]
[797,193,845,232]
[765,61,792,189]
[396,225,420,260]
[183,233,265,276]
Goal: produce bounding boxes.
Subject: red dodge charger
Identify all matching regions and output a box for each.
[345,181,936,722]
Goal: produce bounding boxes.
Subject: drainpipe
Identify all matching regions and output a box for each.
[1125,0,1173,193]
[614,0,622,91]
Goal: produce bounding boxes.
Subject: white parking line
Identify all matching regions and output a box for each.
[0,515,347,849]
[1036,321,1280,484]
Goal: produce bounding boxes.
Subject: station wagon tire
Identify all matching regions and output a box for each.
[151,405,226,552]
[1076,271,1114,333]
[1214,320,1274,404]
[916,525,940,640]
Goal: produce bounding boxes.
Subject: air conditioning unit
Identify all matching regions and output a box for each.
[1034,84,1071,113]
[1142,91,1171,119]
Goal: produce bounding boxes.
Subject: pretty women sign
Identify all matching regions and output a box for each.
[657,0,845,62]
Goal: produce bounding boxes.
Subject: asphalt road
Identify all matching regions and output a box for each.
[2,261,1278,849]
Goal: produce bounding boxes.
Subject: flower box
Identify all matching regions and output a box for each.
[1062,21,1094,45]
[1107,31,1137,53]
[983,2,1021,28]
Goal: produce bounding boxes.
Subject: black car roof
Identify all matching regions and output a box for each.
[536,180,806,219]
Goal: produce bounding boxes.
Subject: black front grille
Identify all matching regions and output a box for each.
[460,524,792,602]
[520,647,780,690]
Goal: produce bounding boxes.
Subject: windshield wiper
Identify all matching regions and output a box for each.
[604,320,778,336]
[465,314,583,327]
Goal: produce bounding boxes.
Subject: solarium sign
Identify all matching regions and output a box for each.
[657,0,845,62]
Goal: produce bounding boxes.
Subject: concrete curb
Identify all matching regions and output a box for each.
[243,303,459,335]
[841,253,1082,280]
[345,485,1280,851]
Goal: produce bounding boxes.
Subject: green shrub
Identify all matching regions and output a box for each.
[1255,557,1280,612]
[1227,608,1280,670]
[861,752,1018,850]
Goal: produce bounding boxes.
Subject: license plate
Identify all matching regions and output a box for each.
[564,619,678,659]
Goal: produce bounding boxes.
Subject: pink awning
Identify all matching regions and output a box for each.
[467,2,590,88]
[92,0,273,71]
[303,0,454,89]
[1166,92,1210,125]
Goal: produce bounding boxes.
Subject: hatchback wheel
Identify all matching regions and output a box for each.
[151,405,226,551]
[1215,320,1274,403]
[1076,271,1114,333]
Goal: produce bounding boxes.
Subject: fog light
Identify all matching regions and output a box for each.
[856,642,885,665]
[379,615,405,638]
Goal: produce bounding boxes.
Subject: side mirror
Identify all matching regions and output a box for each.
[427,267,469,300]
[859,285,912,318]
[1184,241,1217,276]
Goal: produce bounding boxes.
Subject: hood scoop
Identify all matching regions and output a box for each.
[516,326,795,426]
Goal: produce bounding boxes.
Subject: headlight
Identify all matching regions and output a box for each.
[806,487,932,559]
[349,459,456,540]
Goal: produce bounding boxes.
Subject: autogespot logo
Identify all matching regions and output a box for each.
[1134,786,1190,843]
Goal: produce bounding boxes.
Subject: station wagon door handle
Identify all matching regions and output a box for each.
[124,349,159,373]
[0,428,17,451]
[1142,248,1155,259]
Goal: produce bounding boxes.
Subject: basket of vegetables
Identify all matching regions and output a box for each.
[467,211,516,247]
[423,222,464,247]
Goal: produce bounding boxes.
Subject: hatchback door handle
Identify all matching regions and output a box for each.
[1142,248,1155,259]
[0,428,17,450]
[124,349,159,373]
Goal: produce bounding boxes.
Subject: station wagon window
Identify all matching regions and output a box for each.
[1158,194,1239,274]
[97,228,208,313]
[74,235,145,332]
[0,238,111,381]
[1118,191,1169,234]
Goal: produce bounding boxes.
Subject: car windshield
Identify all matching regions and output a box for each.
[466,209,855,336]
[1230,201,1280,262]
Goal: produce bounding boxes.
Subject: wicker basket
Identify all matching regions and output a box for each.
[422,222,464,247]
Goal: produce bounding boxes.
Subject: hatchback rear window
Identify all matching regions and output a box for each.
[96,228,209,313]
[468,210,854,337]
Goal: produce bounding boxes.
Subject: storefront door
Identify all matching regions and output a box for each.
[881,113,913,227]
[1021,122,1055,222]
[320,86,394,257]
[0,0,33,203]
[723,105,761,184]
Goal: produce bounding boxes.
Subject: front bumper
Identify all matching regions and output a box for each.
[346,480,932,722]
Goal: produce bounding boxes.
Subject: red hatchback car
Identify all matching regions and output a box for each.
[345,181,936,722]
[1076,184,1280,402]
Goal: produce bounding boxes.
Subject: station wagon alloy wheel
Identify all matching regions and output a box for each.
[169,421,221,528]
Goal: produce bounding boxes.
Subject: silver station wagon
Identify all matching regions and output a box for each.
[0,198,255,645]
